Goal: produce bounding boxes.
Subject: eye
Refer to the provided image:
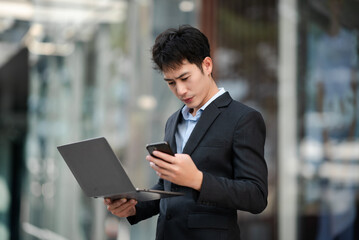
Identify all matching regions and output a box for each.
[181,77,189,81]
[167,81,175,86]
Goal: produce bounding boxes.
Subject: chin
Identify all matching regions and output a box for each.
[186,103,196,109]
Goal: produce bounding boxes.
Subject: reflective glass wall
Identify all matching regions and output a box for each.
[297,0,359,239]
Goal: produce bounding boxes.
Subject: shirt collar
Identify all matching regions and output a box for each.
[181,88,226,121]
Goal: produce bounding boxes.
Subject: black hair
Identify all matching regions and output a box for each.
[151,25,211,73]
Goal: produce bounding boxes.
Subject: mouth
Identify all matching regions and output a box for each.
[183,97,193,104]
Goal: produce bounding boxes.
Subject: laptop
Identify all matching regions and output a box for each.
[57,137,184,201]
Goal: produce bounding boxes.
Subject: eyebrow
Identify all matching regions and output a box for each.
[164,72,189,81]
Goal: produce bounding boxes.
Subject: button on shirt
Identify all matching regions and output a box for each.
[175,88,226,153]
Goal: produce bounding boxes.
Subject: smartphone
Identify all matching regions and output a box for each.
[146,141,175,157]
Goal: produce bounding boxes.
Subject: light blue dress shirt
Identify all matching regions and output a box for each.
[175,88,226,153]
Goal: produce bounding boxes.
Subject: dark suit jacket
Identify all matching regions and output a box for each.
[128,92,268,240]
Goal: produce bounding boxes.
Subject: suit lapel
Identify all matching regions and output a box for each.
[182,92,232,156]
[165,108,182,153]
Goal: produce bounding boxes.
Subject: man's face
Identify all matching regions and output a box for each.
[163,57,218,115]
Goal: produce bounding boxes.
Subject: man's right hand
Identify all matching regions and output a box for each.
[104,198,137,218]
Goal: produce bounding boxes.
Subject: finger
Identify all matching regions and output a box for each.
[149,156,173,170]
[156,172,173,182]
[108,199,137,212]
[114,199,136,210]
[112,204,136,217]
[149,160,172,174]
[104,198,111,205]
[110,199,137,215]
[113,198,127,206]
[146,154,156,162]
[150,164,174,180]
[146,154,161,165]
[122,199,137,211]
[152,151,174,163]
[107,198,127,210]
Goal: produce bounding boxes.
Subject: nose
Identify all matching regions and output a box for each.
[176,82,187,96]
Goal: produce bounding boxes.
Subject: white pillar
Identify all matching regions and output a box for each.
[278,0,298,240]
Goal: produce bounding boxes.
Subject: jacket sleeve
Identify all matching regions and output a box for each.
[197,110,268,214]
[127,178,163,225]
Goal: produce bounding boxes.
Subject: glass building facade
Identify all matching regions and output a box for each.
[297,1,359,239]
[0,0,358,239]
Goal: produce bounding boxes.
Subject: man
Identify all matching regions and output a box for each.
[105,25,268,240]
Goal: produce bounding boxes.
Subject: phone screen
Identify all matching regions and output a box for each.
[146,142,175,157]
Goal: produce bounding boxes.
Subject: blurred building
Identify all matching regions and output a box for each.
[0,0,358,240]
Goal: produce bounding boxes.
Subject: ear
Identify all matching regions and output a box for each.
[202,57,213,76]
